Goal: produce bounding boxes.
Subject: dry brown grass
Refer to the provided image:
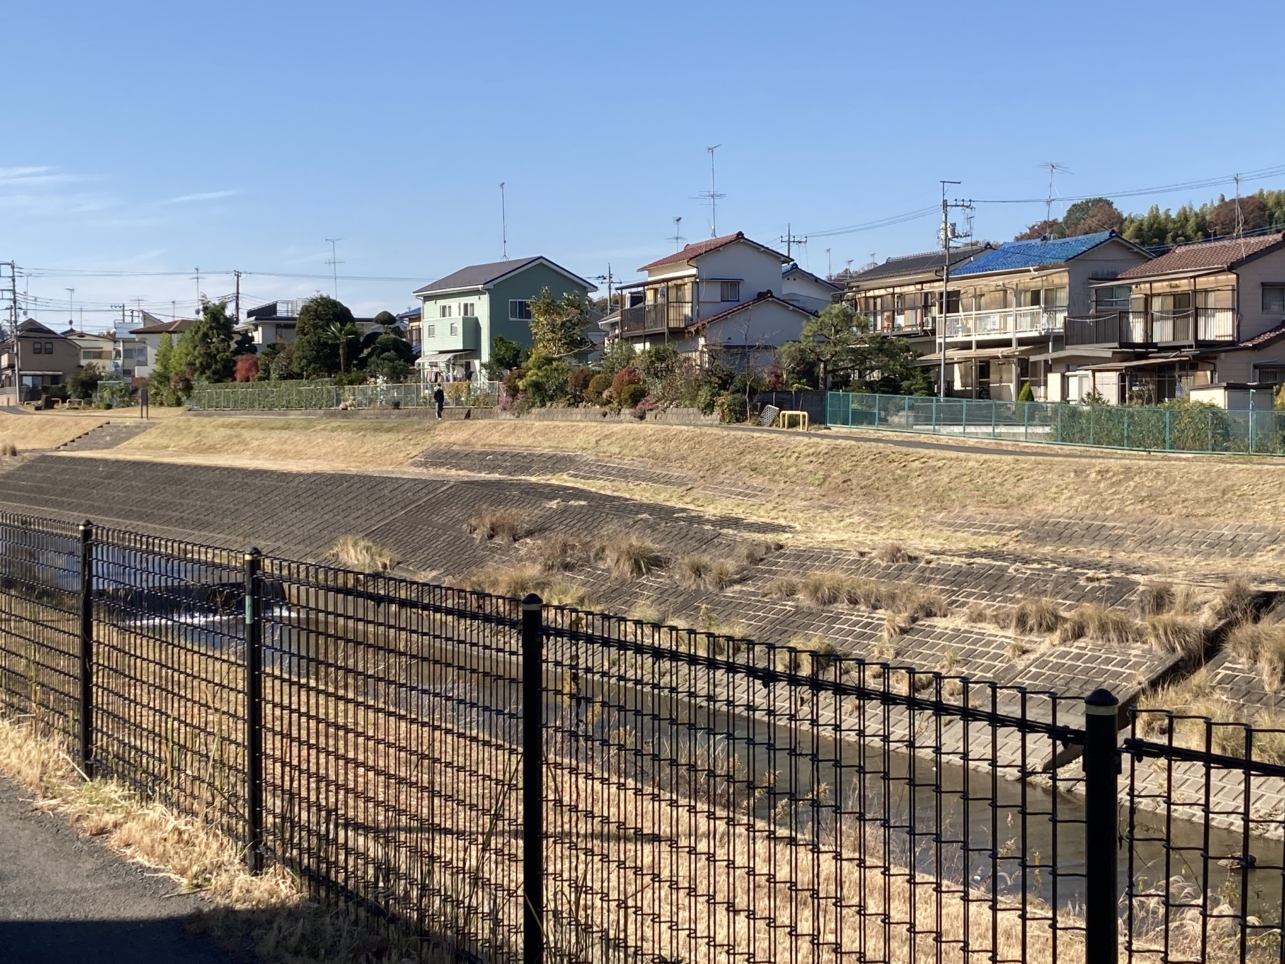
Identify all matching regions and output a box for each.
[1225,621,1285,692]
[778,636,840,674]
[530,533,593,572]
[1055,604,1141,647]
[462,562,596,609]
[1136,582,1175,617]
[795,571,947,623]
[466,506,531,543]
[320,534,400,573]
[765,576,799,599]
[1144,614,1206,660]
[1212,577,1258,626]
[1,442,17,457]
[800,571,850,607]
[0,411,110,450]
[0,718,433,963]
[674,554,741,591]
[873,541,914,564]
[600,534,666,581]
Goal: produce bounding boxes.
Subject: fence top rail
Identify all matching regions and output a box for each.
[827,390,1280,419]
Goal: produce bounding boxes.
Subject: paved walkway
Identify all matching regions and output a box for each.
[0,774,240,963]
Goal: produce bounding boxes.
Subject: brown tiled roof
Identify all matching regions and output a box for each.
[1238,321,1285,350]
[638,231,788,272]
[1118,233,1285,279]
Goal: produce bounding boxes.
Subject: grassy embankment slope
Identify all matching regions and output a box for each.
[104,415,1285,570]
[0,412,112,451]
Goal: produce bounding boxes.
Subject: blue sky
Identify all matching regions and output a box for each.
[4,0,1284,330]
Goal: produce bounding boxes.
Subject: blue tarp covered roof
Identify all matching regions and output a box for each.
[950,231,1117,276]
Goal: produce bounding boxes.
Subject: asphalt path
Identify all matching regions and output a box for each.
[0,773,241,964]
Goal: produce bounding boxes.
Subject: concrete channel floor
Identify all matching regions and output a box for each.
[0,774,241,964]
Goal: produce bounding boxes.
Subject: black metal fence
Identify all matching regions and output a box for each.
[1,511,1283,963]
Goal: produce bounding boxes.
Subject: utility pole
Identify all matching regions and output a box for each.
[190,267,202,315]
[826,248,832,280]
[66,288,75,326]
[499,183,508,260]
[233,270,242,322]
[780,224,807,260]
[938,181,961,401]
[325,240,344,299]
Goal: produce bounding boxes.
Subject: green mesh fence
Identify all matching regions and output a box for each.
[825,392,1285,455]
[187,380,498,412]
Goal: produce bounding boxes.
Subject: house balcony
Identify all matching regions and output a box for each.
[1064,308,1236,347]
[871,308,934,334]
[619,302,693,337]
[943,306,1065,341]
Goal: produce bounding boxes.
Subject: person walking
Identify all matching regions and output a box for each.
[433,384,445,420]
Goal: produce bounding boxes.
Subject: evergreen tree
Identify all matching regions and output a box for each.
[294,295,355,377]
[187,300,236,383]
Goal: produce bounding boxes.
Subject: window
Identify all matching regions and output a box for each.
[1096,285,1130,311]
[439,304,453,318]
[32,341,42,354]
[510,299,532,321]
[45,342,53,354]
[719,281,740,302]
[425,324,436,338]
[460,302,475,316]
[449,323,459,336]
[1263,285,1285,314]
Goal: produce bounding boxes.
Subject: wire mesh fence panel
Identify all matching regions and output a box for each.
[91,528,249,841]
[259,559,526,960]
[187,380,500,412]
[1125,708,1285,964]
[825,392,1285,456]
[0,512,82,744]
[540,608,1090,964]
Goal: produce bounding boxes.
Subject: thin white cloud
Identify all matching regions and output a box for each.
[158,189,241,206]
[0,166,85,186]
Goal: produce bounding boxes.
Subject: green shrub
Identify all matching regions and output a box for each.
[619,383,647,409]
[586,373,612,405]
[1016,381,1034,402]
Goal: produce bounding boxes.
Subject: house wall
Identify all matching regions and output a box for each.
[418,288,489,360]
[692,242,785,315]
[701,300,808,354]
[1216,338,1285,383]
[487,263,591,363]
[781,270,837,313]
[1063,238,1152,315]
[1234,248,1285,340]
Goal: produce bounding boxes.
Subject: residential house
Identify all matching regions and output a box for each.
[614,232,817,370]
[0,320,81,403]
[780,263,841,313]
[396,307,422,353]
[846,244,992,342]
[847,233,1151,400]
[236,300,383,353]
[126,318,194,382]
[63,329,116,369]
[1064,232,1285,404]
[412,257,596,382]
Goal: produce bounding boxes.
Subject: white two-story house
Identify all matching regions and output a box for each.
[610,232,823,370]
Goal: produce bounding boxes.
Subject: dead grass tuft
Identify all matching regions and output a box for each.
[464,562,596,609]
[1055,603,1140,647]
[1009,598,1064,635]
[1144,614,1206,660]
[1135,582,1175,617]
[778,636,840,675]
[765,576,799,599]
[320,534,400,573]
[1225,621,1285,693]
[531,533,593,572]
[466,506,531,543]
[1212,577,1257,626]
[737,541,777,568]
[601,534,666,581]
[1,442,17,457]
[674,555,743,591]
[873,541,915,564]
[800,571,850,607]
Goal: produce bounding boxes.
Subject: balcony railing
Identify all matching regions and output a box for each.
[943,306,1065,339]
[619,302,693,336]
[1066,308,1236,347]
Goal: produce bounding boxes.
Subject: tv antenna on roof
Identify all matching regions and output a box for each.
[1039,161,1072,226]
[671,216,685,251]
[694,145,725,237]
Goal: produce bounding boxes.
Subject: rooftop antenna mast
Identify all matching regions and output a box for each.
[325,240,344,299]
[671,216,685,251]
[1039,162,1071,227]
[696,145,725,237]
[190,267,202,314]
[499,182,508,259]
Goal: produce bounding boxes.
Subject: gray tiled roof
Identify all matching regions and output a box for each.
[413,257,542,295]
[847,244,990,285]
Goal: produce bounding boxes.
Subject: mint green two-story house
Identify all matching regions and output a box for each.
[412,256,596,383]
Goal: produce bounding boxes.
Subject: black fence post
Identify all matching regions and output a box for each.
[1084,687,1120,964]
[522,593,544,964]
[244,548,264,875]
[77,520,93,778]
